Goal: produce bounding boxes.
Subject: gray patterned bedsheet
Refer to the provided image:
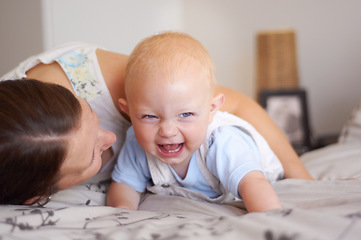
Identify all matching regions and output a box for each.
[1,142,361,240]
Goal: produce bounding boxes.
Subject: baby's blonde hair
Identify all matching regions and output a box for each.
[125,32,216,94]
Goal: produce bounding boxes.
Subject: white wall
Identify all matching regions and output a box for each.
[42,0,184,54]
[1,0,361,138]
[183,0,361,137]
[0,0,43,75]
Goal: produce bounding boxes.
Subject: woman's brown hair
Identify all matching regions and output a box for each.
[0,79,81,204]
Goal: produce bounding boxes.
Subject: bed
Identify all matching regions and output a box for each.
[1,101,361,240]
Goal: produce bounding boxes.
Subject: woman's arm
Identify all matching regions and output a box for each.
[215,85,314,180]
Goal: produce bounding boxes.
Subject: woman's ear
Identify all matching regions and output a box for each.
[209,93,225,122]
[24,195,51,206]
[23,196,40,205]
[118,98,129,114]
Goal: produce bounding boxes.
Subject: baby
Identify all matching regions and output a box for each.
[107,32,284,212]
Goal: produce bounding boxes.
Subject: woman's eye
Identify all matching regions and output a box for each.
[180,112,193,118]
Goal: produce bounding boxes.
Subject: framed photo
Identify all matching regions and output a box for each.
[260,89,311,154]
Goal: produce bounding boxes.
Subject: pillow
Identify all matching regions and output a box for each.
[338,99,361,143]
[301,142,361,180]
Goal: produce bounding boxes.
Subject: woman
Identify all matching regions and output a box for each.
[0,41,313,205]
[0,79,115,205]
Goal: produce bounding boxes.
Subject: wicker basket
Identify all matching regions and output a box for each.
[256,29,299,95]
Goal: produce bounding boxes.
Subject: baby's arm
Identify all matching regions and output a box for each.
[238,171,282,212]
[106,181,141,210]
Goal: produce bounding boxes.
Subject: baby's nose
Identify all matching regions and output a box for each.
[158,121,178,137]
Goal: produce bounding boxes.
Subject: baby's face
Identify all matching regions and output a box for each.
[126,64,214,170]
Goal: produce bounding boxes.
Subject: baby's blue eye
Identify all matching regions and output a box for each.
[181,112,193,118]
[143,115,157,119]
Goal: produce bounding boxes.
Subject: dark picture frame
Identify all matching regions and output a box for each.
[260,89,311,154]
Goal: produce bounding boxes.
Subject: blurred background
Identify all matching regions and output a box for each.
[1,0,361,140]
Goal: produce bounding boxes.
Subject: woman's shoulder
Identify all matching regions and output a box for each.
[96,49,128,107]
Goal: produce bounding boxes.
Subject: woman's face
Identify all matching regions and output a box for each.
[56,98,116,190]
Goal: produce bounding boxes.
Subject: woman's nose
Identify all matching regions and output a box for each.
[100,129,116,151]
[158,121,178,137]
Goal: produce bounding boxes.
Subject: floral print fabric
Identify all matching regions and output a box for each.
[57,49,102,100]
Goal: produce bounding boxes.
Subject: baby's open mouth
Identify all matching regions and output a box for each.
[159,143,183,154]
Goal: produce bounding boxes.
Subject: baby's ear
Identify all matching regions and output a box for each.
[209,93,225,122]
[118,98,129,114]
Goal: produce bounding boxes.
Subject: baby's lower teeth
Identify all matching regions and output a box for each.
[162,144,181,153]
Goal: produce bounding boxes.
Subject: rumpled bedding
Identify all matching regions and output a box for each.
[1,142,361,240]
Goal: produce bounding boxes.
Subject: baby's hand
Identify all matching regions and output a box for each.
[238,171,282,212]
[106,181,141,210]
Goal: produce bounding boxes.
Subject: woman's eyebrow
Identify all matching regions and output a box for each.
[90,151,95,166]
[85,100,95,165]
[86,101,93,112]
